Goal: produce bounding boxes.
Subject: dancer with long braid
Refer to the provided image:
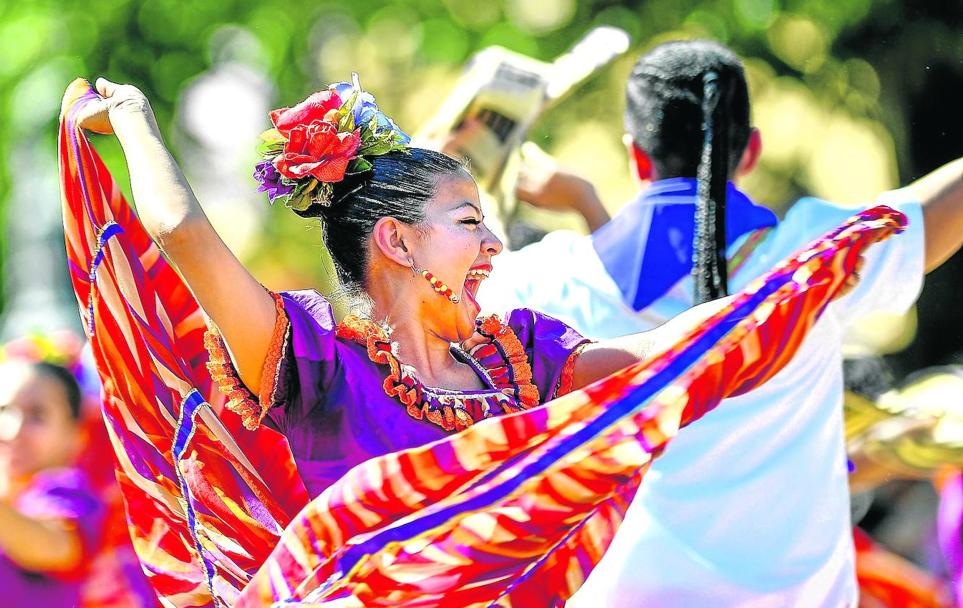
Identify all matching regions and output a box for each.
[481,39,963,605]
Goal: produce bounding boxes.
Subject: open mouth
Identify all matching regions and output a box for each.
[462,266,491,313]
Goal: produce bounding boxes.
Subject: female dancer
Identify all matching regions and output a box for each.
[63,75,888,606]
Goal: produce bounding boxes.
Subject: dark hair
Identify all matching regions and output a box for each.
[296,148,465,289]
[625,40,751,303]
[31,362,83,421]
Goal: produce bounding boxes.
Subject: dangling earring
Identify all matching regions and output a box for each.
[410,260,460,304]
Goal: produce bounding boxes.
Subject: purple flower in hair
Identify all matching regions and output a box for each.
[254,159,294,202]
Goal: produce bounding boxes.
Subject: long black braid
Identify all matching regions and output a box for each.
[692,71,730,303]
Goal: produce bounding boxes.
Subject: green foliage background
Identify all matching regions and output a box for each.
[0,0,960,372]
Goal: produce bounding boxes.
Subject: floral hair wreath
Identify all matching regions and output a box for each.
[253,74,411,212]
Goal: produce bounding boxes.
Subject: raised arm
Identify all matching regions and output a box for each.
[513,143,611,233]
[74,79,277,394]
[909,156,963,272]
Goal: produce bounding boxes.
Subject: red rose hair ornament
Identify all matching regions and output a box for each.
[254,74,410,212]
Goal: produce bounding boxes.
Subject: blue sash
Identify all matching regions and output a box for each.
[592,178,777,311]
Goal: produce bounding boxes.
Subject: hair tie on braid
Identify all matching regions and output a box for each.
[692,70,730,304]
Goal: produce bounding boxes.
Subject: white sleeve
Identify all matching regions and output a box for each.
[831,188,925,324]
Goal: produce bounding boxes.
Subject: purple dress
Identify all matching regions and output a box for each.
[2,468,105,608]
[223,290,589,497]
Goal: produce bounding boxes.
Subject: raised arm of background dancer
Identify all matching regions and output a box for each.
[569,297,731,391]
[0,502,82,573]
[513,144,611,232]
[910,156,963,272]
[73,78,277,395]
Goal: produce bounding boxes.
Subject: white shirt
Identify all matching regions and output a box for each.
[478,192,925,607]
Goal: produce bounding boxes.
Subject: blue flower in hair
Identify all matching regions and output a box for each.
[329,78,410,143]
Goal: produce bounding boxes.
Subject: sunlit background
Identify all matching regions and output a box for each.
[0,0,960,377]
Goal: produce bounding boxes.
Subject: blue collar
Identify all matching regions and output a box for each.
[591,178,777,311]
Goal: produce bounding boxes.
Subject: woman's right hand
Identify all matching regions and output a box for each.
[74,78,154,135]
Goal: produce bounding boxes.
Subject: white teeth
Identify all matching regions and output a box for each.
[467,269,490,280]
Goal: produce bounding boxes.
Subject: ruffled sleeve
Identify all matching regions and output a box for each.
[204,289,340,431]
[504,308,592,404]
